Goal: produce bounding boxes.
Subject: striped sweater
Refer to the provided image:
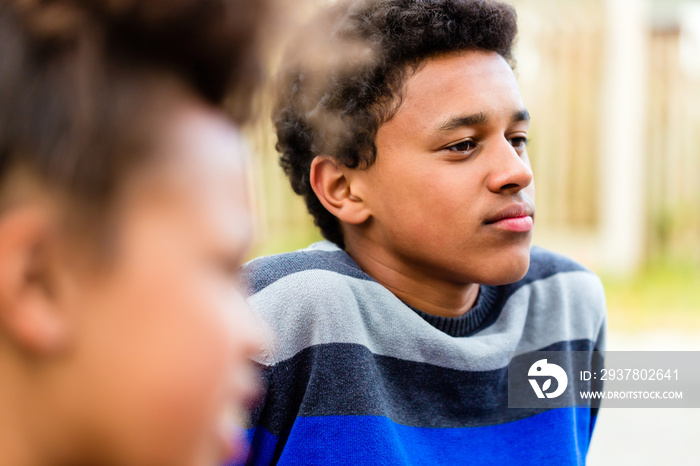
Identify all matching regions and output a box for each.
[239,241,607,465]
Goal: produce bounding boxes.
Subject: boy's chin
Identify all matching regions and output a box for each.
[474,250,531,286]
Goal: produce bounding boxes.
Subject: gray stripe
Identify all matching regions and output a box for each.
[249,269,606,371]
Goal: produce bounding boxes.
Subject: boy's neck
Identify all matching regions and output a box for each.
[344,239,480,318]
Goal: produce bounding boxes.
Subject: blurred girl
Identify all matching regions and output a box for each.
[0,0,270,464]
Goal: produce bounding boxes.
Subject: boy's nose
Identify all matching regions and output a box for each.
[485,139,533,194]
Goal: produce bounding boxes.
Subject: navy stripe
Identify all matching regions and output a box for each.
[242,246,589,298]
[242,246,593,337]
[526,246,591,281]
[250,339,597,436]
[242,249,372,296]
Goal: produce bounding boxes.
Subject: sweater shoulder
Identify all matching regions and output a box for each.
[240,241,371,297]
[518,247,607,342]
[524,246,605,300]
[526,246,593,280]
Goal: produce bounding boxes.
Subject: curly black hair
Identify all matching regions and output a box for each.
[0,0,270,216]
[274,0,518,248]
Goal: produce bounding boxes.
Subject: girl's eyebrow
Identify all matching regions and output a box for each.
[512,109,531,123]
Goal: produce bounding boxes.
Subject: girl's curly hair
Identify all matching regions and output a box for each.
[0,0,270,211]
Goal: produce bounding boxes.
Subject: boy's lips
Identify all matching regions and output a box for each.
[484,203,535,232]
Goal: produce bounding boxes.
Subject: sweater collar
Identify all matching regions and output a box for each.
[403,285,500,337]
[322,242,500,338]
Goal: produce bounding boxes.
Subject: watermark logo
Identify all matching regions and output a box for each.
[528,359,568,399]
[510,351,699,408]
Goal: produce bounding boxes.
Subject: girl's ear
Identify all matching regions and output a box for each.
[0,206,69,354]
[309,156,371,225]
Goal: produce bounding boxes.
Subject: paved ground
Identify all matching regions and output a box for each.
[586,330,700,466]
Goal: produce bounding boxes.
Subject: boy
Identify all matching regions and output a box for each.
[242,0,607,465]
[0,0,269,464]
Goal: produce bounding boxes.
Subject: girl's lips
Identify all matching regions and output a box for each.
[216,424,248,464]
[487,215,533,232]
[215,398,250,464]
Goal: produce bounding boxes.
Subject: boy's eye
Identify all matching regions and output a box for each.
[509,136,528,150]
[446,139,477,153]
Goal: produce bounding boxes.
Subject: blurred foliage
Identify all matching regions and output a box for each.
[248,218,321,259]
[602,259,700,331]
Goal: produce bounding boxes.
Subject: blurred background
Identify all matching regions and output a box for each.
[245,0,700,463]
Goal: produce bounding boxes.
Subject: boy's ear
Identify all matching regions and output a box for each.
[309,156,370,225]
[0,206,69,354]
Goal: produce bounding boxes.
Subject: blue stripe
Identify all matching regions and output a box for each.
[244,407,593,465]
[241,427,278,466]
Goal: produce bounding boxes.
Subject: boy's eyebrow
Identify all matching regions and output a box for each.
[435,109,530,132]
[436,112,488,131]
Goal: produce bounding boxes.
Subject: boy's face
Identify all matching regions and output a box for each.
[354,50,534,285]
[44,103,262,465]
